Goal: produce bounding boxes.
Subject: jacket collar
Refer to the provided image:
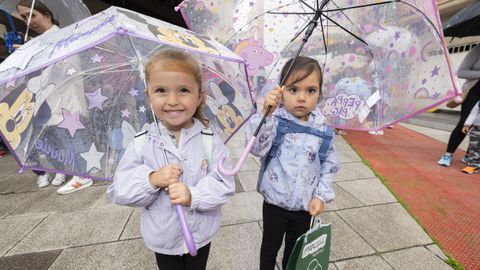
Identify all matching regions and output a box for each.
[146,118,207,152]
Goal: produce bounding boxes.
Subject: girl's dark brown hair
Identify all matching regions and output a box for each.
[280,56,323,95]
[145,49,208,126]
[17,0,60,26]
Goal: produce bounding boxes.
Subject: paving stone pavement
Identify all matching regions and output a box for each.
[0,124,454,269]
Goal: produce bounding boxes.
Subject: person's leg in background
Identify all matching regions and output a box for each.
[467,127,480,166]
[462,126,480,173]
[439,85,480,166]
[51,173,66,186]
[33,170,50,188]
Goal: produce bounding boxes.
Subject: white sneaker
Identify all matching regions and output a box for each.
[36,174,50,188]
[368,130,384,135]
[51,173,66,186]
[57,176,93,195]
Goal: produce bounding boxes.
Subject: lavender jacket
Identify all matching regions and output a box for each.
[107,119,235,255]
[246,106,339,211]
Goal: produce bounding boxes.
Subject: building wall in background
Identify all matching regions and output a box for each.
[437,0,479,110]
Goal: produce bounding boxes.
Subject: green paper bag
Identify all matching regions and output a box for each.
[286,220,331,270]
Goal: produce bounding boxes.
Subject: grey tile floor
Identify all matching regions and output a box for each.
[0,122,455,270]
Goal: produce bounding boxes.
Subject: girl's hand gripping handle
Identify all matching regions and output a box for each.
[218,136,256,176]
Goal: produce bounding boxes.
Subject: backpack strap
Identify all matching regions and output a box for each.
[263,117,334,170]
[134,130,148,157]
[317,127,334,161]
[201,127,214,163]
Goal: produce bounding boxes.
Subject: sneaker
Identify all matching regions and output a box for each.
[57,176,93,195]
[0,150,5,158]
[51,173,66,186]
[368,130,384,135]
[461,165,479,174]
[437,154,453,167]
[36,174,50,188]
[462,156,472,164]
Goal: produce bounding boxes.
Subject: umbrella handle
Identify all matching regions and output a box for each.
[149,108,197,255]
[175,204,197,256]
[218,136,256,176]
[454,95,463,103]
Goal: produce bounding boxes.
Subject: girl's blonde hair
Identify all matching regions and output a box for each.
[144,49,208,126]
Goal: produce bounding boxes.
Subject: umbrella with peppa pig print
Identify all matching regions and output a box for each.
[178,0,459,175]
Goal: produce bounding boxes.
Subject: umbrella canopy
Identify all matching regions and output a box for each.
[443,0,480,38]
[0,0,91,28]
[179,0,459,131]
[0,6,253,180]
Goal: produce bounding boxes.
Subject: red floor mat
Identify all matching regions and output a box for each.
[344,126,480,269]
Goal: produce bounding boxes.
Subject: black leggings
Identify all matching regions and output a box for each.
[447,81,480,154]
[155,243,210,270]
[33,170,45,176]
[260,201,310,270]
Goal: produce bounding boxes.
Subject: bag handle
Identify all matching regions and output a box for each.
[310,216,323,229]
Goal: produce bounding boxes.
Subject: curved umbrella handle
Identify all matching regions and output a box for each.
[218,136,256,176]
[454,95,463,103]
[175,204,197,256]
[149,107,197,256]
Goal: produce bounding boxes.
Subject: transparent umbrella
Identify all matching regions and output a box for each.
[179,0,459,174]
[0,6,254,256]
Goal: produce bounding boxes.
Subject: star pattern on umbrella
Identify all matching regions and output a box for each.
[430,66,440,77]
[121,108,131,118]
[128,88,138,97]
[107,156,116,165]
[85,88,108,110]
[80,143,104,172]
[91,54,104,63]
[394,31,401,40]
[57,109,85,137]
[431,92,441,99]
[67,68,76,76]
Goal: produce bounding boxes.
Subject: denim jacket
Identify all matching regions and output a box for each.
[107,118,235,255]
[246,106,339,211]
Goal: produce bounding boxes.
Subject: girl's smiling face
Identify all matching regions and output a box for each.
[146,60,203,132]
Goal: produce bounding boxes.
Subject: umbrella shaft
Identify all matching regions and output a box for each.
[254,107,271,137]
[254,4,325,137]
